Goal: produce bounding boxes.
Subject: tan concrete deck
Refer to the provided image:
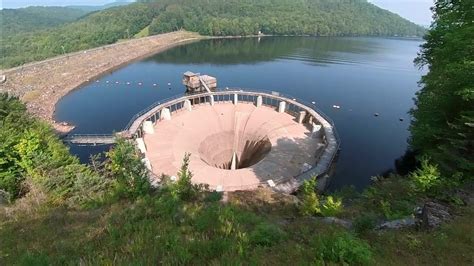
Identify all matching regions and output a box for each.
[143,102,324,191]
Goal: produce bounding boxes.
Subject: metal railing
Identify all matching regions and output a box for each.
[123,93,186,130]
[123,87,340,141]
[63,133,116,144]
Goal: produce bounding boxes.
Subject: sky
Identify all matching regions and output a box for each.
[0,0,123,8]
[369,0,433,26]
[1,0,434,26]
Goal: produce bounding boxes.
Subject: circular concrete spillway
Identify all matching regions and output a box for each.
[137,94,333,192]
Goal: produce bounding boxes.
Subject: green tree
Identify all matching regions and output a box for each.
[0,93,112,204]
[147,0,425,38]
[0,94,30,200]
[411,0,474,179]
[106,137,151,198]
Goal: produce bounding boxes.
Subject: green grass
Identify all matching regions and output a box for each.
[0,190,364,264]
[336,175,420,221]
[368,205,474,265]
[1,184,473,265]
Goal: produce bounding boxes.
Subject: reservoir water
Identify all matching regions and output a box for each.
[55,37,424,190]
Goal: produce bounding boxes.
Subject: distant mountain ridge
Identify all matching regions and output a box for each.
[67,0,134,12]
[0,1,134,37]
[142,0,425,37]
[0,6,89,36]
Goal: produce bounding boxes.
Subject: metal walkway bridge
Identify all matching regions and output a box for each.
[63,134,116,145]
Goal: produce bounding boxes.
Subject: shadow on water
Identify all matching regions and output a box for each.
[377,149,420,177]
[326,149,420,192]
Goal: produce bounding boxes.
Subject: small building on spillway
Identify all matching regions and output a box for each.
[182,71,217,94]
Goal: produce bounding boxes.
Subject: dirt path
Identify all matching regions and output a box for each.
[0,31,203,133]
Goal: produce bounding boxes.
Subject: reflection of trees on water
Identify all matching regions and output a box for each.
[146,37,381,65]
[377,149,420,178]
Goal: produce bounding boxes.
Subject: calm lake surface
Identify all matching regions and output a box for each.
[56,37,424,190]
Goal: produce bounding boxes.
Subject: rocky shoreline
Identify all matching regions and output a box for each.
[0,31,202,134]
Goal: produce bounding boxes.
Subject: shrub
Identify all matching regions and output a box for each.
[410,158,441,193]
[249,223,287,247]
[321,196,343,217]
[312,231,373,265]
[169,153,207,201]
[194,204,222,233]
[379,199,413,220]
[0,93,113,204]
[362,176,416,219]
[106,138,151,198]
[174,152,194,200]
[353,213,378,234]
[0,94,32,199]
[205,191,223,202]
[299,177,321,216]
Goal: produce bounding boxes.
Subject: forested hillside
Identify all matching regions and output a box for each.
[1,0,424,68]
[0,4,158,68]
[144,0,425,37]
[0,6,89,37]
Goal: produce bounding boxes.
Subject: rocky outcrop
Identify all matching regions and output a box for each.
[316,217,353,229]
[0,189,10,205]
[376,201,453,230]
[376,217,416,230]
[418,201,452,230]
